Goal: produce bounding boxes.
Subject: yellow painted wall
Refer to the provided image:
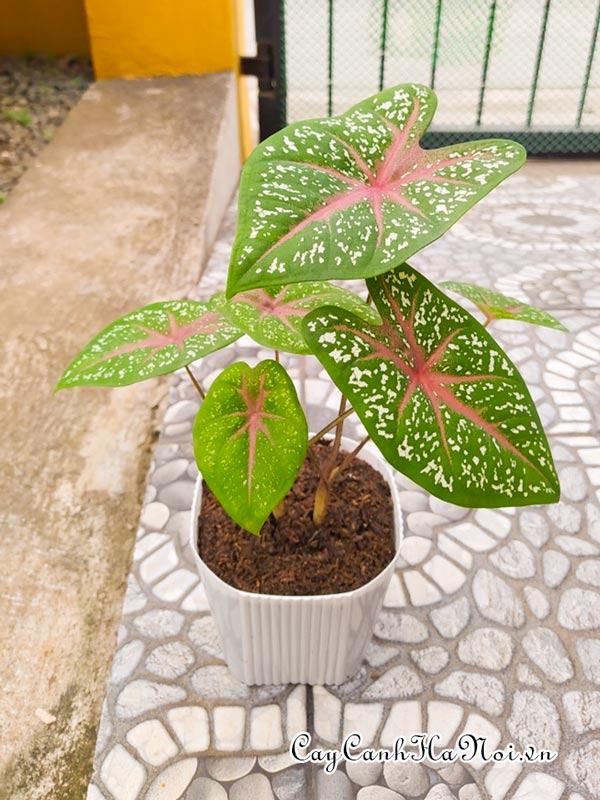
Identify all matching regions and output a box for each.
[0,0,90,56]
[85,0,236,79]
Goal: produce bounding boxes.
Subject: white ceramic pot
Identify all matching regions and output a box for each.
[189,436,403,685]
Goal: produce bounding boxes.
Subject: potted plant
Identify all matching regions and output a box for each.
[58,84,563,686]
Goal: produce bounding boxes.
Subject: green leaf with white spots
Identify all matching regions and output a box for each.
[440,281,568,331]
[303,263,559,508]
[227,83,526,296]
[193,360,308,534]
[223,281,380,354]
[57,294,242,389]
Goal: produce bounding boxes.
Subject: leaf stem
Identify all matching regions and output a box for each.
[308,407,354,447]
[185,365,206,399]
[331,436,371,483]
[275,350,280,363]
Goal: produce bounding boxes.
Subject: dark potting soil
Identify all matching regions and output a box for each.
[198,441,396,596]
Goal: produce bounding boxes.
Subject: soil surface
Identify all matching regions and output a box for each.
[198,441,396,595]
[0,55,92,198]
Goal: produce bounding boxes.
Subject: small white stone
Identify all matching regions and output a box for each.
[427,701,463,747]
[205,756,256,781]
[258,753,295,773]
[134,609,184,637]
[190,665,249,700]
[436,763,468,785]
[576,638,600,683]
[152,458,189,486]
[380,700,422,746]
[399,491,429,512]
[363,665,423,700]
[511,772,565,800]
[189,616,224,659]
[474,509,512,538]
[558,588,600,629]
[213,706,245,750]
[424,787,456,800]
[383,762,429,797]
[458,785,483,800]
[250,704,283,750]
[165,400,198,423]
[110,640,144,683]
[543,549,570,587]
[126,719,178,766]
[313,686,341,742]
[434,670,504,717]
[181,582,210,612]
[429,597,470,638]
[399,536,432,565]
[230,774,275,800]
[555,535,599,556]
[437,534,472,569]
[315,769,353,800]
[410,646,449,674]
[522,627,574,683]
[458,713,500,770]
[343,702,383,745]
[87,785,105,800]
[523,586,550,619]
[158,480,196,511]
[115,679,186,719]
[563,691,600,733]
[187,778,227,800]
[167,706,210,752]
[406,512,447,538]
[374,611,428,643]
[123,575,147,614]
[286,685,307,739]
[366,641,399,667]
[146,757,197,800]
[447,523,496,552]
[565,740,600,797]
[576,560,600,586]
[458,628,513,670]
[430,496,468,521]
[152,569,198,602]
[516,662,541,686]
[100,744,146,800]
[519,511,549,547]
[346,761,383,787]
[423,555,465,593]
[489,541,535,579]
[507,690,561,751]
[134,532,170,560]
[272,766,308,800]
[140,542,178,584]
[401,569,443,606]
[357,788,403,800]
[140,501,170,530]
[561,465,587,501]
[547,501,582,533]
[383,573,406,607]
[483,760,523,800]
[146,641,194,679]
[472,569,524,627]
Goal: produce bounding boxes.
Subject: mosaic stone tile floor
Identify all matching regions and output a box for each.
[88,168,600,800]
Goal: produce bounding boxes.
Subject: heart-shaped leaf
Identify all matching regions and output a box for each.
[303,264,559,508]
[223,282,380,354]
[57,294,242,389]
[193,360,307,534]
[441,281,567,331]
[227,84,525,296]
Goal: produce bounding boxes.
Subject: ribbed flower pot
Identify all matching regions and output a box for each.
[189,437,403,685]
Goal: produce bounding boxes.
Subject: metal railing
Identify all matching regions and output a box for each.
[245,0,600,154]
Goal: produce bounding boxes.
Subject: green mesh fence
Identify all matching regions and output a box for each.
[280,0,600,154]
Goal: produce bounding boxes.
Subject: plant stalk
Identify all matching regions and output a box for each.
[308,407,354,447]
[330,436,371,483]
[185,365,206,399]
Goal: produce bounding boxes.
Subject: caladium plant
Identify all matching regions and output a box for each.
[58,83,561,539]
[441,281,568,330]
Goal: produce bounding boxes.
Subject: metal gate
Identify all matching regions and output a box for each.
[242,0,600,154]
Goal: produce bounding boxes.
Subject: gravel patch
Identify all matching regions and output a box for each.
[0,55,92,199]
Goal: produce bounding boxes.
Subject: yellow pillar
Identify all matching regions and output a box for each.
[0,0,90,56]
[84,0,237,79]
